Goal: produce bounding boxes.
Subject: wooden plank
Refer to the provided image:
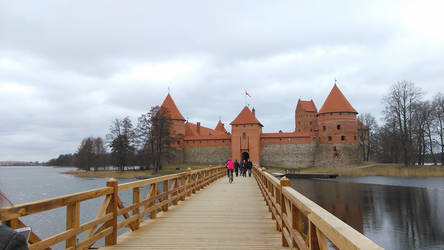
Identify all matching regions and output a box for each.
[87,195,111,239]
[65,201,80,248]
[98,177,286,250]
[29,214,112,250]
[0,187,112,221]
[105,178,118,246]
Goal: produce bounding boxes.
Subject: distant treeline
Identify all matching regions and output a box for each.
[47,105,174,173]
[0,161,44,166]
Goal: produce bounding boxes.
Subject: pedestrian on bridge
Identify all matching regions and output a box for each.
[234,160,240,177]
[247,160,253,177]
[225,158,234,183]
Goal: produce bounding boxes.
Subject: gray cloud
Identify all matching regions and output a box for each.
[1,0,444,161]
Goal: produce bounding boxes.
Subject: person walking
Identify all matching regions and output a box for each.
[241,160,247,177]
[225,158,234,183]
[247,160,253,177]
[234,160,240,177]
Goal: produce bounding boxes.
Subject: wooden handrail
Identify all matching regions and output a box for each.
[0,166,226,250]
[252,167,384,250]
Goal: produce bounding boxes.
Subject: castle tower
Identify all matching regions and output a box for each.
[160,94,186,145]
[318,84,358,144]
[295,99,318,134]
[230,106,263,164]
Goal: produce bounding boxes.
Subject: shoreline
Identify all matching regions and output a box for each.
[61,163,444,178]
[267,163,444,178]
[62,163,219,179]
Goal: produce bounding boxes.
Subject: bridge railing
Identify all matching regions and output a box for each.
[253,167,384,250]
[0,166,225,250]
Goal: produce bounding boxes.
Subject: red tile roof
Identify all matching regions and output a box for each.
[319,84,357,114]
[261,132,311,138]
[160,94,186,120]
[298,99,317,112]
[230,106,263,126]
[185,122,226,137]
[215,120,228,133]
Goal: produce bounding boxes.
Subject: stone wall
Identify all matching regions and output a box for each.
[260,143,316,169]
[184,145,232,164]
[314,144,362,166]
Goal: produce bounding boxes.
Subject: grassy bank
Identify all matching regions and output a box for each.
[65,163,219,179]
[266,163,444,177]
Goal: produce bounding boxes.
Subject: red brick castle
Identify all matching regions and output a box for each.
[161,84,365,168]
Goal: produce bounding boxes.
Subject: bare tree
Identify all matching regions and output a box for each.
[150,106,173,173]
[76,137,95,171]
[433,93,444,165]
[358,113,377,161]
[107,117,136,171]
[383,81,422,166]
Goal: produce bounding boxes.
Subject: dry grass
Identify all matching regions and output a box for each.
[67,163,218,179]
[266,162,444,177]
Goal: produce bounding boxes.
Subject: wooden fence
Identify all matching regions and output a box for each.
[0,166,225,250]
[253,167,384,250]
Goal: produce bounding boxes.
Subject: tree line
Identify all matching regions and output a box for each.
[47,105,174,173]
[360,81,444,166]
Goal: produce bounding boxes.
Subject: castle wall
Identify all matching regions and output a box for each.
[314,144,362,166]
[318,112,358,144]
[183,145,232,164]
[260,142,317,169]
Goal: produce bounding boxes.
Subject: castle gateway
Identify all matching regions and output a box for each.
[161,84,367,168]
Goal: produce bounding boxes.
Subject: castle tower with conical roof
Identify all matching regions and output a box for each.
[160,94,186,144]
[230,106,263,163]
[318,84,358,144]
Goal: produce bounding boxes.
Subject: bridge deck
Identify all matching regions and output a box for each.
[101,176,286,249]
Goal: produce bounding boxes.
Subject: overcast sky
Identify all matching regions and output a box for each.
[1,0,444,161]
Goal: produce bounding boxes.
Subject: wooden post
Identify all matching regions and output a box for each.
[66,201,80,248]
[162,180,169,211]
[173,178,179,205]
[280,177,290,247]
[187,168,192,196]
[105,178,118,246]
[150,183,157,219]
[133,187,140,230]
[180,175,186,201]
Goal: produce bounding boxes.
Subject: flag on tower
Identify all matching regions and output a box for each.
[245,91,251,97]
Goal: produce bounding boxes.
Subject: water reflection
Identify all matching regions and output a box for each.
[290,178,444,250]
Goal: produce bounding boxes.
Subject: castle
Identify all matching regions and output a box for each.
[161,84,367,168]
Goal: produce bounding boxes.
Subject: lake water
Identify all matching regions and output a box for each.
[0,166,150,249]
[1,166,444,250]
[290,177,444,250]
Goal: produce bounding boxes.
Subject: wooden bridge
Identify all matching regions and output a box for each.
[0,167,383,250]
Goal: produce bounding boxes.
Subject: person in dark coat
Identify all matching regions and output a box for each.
[246,160,253,177]
[0,225,29,250]
[234,160,240,177]
[241,160,247,177]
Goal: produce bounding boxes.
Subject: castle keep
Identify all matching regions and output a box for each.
[162,84,366,168]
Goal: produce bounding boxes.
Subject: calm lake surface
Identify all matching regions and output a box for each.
[290,177,444,250]
[1,166,444,250]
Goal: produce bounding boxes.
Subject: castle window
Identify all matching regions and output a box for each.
[242,132,246,139]
[337,124,341,130]
[328,136,332,142]
[341,136,345,141]
[177,141,180,145]
[309,121,312,125]
[310,129,312,132]
[354,136,357,141]
[323,126,326,131]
